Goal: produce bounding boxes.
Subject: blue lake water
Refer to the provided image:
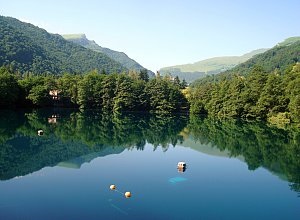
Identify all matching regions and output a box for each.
[0,109,299,219]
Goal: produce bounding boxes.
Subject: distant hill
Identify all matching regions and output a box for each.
[192,37,300,86]
[0,16,126,75]
[63,34,155,77]
[220,37,300,76]
[159,49,268,83]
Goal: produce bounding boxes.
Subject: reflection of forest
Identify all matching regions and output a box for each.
[0,109,187,180]
[0,109,299,194]
[186,116,300,194]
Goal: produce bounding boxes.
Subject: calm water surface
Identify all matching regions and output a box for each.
[0,109,299,219]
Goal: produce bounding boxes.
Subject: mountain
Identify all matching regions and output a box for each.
[276,36,300,47]
[191,37,300,86]
[159,49,268,83]
[63,34,155,77]
[217,37,300,78]
[0,16,126,75]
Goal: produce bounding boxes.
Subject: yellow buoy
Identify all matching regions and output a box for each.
[110,185,116,190]
[124,191,131,198]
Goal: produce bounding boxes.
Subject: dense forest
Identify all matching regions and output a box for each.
[189,38,300,124]
[0,66,188,113]
[188,63,300,123]
[0,16,126,75]
[1,62,300,124]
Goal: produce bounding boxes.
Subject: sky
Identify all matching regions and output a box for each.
[0,0,299,72]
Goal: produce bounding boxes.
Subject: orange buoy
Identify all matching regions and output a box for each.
[124,192,131,198]
[110,185,116,190]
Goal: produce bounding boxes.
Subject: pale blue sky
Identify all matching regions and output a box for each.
[1,0,299,72]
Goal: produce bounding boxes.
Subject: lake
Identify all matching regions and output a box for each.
[0,109,299,220]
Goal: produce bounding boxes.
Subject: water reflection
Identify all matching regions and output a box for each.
[187,115,300,195]
[0,109,187,181]
[0,109,299,195]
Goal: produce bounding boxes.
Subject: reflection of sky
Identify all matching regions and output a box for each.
[0,145,299,219]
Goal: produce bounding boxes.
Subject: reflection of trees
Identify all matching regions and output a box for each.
[52,111,187,150]
[0,109,188,180]
[187,115,300,195]
[2,109,298,195]
[0,110,25,144]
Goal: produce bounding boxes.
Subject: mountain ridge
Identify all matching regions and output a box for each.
[63,33,155,77]
[219,37,300,78]
[0,16,126,75]
[159,48,268,83]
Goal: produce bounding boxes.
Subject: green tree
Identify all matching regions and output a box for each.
[145,78,188,113]
[222,75,246,117]
[57,73,81,105]
[113,74,137,112]
[256,72,287,118]
[188,83,213,115]
[285,63,300,122]
[0,66,20,106]
[27,84,51,106]
[138,69,149,82]
[77,71,105,108]
[241,66,268,118]
[101,74,117,112]
[180,79,188,89]
[173,76,181,87]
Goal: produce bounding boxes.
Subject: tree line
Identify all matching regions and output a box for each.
[1,62,300,123]
[189,63,300,123]
[0,67,188,114]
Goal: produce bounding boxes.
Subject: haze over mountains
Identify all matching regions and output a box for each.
[159,49,268,83]
[160,36,300,83]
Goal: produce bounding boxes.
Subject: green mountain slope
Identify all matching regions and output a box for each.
[63,34,155,77]
[192,37,300,86]
[0,16,126,75]
[276,36,300,47]
[220,37,300,77]
[159,49,268,83]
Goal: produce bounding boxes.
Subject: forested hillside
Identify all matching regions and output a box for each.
[0,16,126,75]
[188,38,300,124]
[192,39,300,87]
[63,34,155,77]
[226,39,300,75]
